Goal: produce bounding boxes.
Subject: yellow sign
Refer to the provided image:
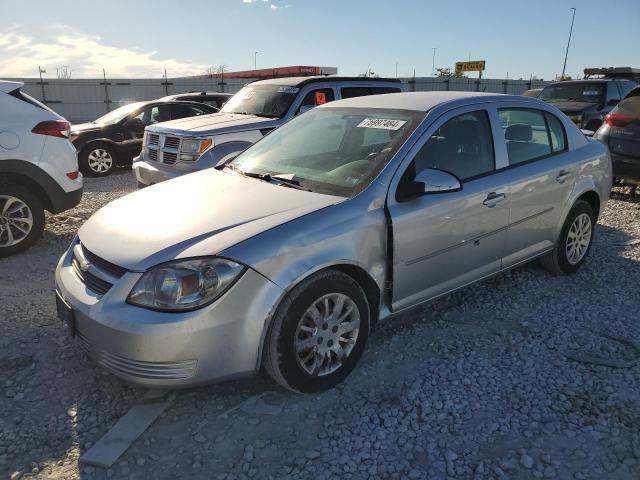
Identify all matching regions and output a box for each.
[455,61,486,75]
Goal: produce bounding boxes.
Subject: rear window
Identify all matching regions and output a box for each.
[8,88,48,110]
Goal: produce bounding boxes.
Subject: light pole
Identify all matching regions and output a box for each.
[432,48,437,76]
[254,51,258,70]
[561,8,576,80]
[395,62,398,78]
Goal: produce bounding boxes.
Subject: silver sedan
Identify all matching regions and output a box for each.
[55,92,611,392]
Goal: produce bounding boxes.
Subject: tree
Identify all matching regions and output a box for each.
[436,67,456,78]
[56,65,72,79]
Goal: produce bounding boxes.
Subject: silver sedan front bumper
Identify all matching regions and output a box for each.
[54,243,285,388]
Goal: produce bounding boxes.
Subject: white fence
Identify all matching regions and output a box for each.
[5,76,550,123]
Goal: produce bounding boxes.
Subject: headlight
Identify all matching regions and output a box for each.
[127,258,245,311]
[181,138,213,155]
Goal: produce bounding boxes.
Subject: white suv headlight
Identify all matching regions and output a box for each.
[127,258,244,311]
[181,138,213,155]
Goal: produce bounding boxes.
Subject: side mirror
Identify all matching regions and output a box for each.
[401,168,462,201]
[607,99,620,107]
[125,117,144,126]
[415,168,462,193]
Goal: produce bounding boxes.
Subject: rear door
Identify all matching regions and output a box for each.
[496,106,577,267]
[387,105,511,311]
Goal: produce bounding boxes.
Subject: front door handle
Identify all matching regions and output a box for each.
[483,192,506,208]
[556,170,573,184]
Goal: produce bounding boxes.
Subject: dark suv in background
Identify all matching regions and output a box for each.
[538,67,639,131]
[595,86,640,185]
[71,100,215,176]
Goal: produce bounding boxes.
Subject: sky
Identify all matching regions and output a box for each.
[0,0,639,80]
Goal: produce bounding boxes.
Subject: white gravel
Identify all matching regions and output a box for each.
[1,172,639,480]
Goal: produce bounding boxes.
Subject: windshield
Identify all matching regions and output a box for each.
[539,83,605,104]
[228,107,424,197]
[94,102,145,124]
[219,85,299,118]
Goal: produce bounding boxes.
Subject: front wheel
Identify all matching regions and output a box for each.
[80,144,117,177]
[541,200,595,274]
[0,184,45,257]
[263,270,370,393]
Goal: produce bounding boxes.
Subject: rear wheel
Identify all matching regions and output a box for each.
[80,143,117,177]
[0,184,45,257]
[541,200,595,274]
[264,270,370,393]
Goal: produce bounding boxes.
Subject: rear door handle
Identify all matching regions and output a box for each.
[483,192,506,208]
[556,170,573,183]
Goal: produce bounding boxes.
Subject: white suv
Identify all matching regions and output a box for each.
[0,81,82,256]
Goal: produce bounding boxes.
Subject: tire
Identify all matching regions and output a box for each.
[541,200,595,274]
[264,270,370,393]
[79,143,117,177]
[0,184,45,257]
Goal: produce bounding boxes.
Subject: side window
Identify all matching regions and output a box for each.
[135,106,171,125]
[410,110,495,181]
[498,109,552,165]
[544,113,567,152]
[296,89,335,114]
[172,104,208,119]
[605,83,621,105]
[371,87,401,95]
[341,87,371,99]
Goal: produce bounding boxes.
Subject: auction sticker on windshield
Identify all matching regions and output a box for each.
[357,118,407,130]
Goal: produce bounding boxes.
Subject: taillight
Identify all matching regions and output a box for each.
[66,171,79,180]
[32,120,71,138]
[605,113,640,127]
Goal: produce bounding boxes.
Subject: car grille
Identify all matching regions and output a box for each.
[163,152,177,164]
[71,244,127,296]
[77,333,197,380]
[164,136,180,149]
[145,134,184,165]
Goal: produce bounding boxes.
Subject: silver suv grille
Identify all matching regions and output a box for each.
[164,136,180,149]
[145,133,183,165]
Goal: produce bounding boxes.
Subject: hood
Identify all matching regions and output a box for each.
[0,80,23,93]
[70,122,103,132]
[148,112,280,136]
[78,168,342,271]
[544,100,599,114]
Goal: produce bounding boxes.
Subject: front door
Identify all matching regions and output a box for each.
[387,107,511,312]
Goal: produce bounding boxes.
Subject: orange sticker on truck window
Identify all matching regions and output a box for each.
[315,91,327,105]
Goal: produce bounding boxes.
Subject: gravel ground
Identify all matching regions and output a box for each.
[1,171,639,480]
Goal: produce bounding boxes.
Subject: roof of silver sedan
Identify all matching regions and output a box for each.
[322,91,522,112]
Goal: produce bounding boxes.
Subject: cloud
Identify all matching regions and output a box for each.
[0,28,207,78]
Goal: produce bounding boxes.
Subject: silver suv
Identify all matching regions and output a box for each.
[133,76,404,187]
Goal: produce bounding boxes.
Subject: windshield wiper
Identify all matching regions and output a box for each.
[223,165,310,191]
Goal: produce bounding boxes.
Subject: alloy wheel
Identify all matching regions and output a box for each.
[294,293,360,377]
[566,212,592,265]
[0,195,34,247]
[87,148,113,173]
